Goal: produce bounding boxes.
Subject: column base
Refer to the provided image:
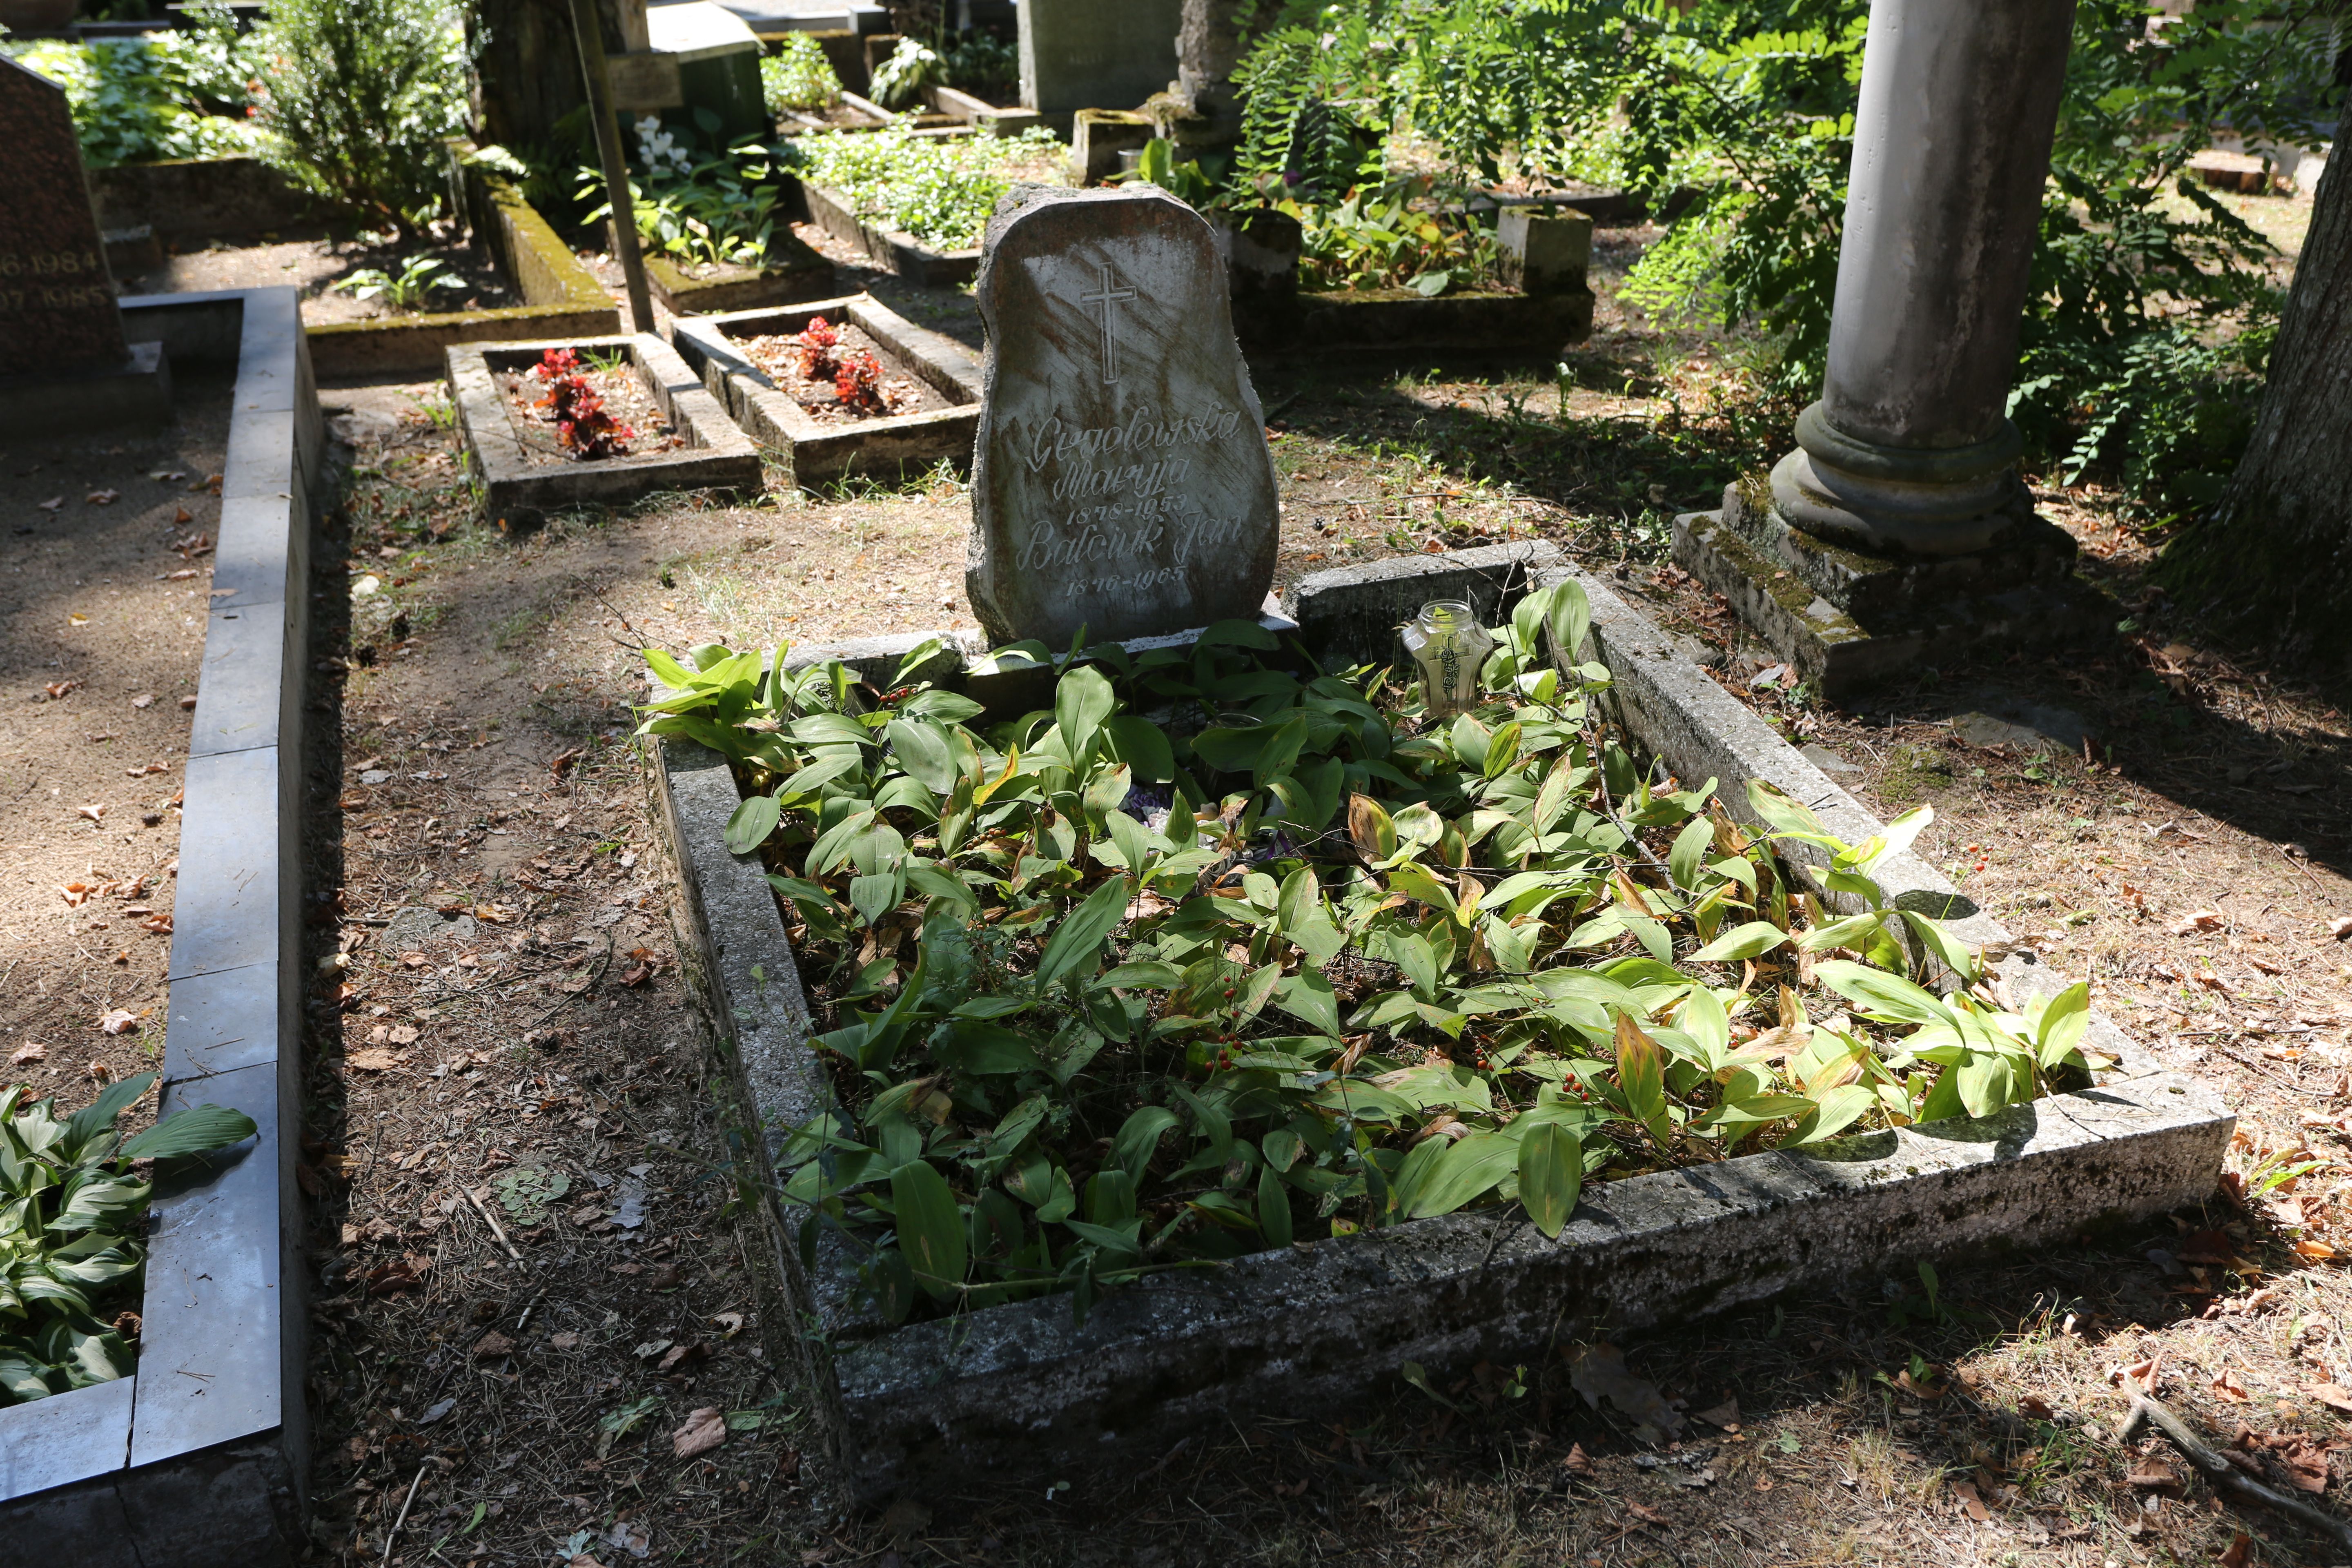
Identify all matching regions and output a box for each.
[1671,480,2106,697]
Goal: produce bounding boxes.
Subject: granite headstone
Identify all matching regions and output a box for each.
[966,183,1279,647]
[0,55,129,374]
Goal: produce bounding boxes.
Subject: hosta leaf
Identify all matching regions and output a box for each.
[118,1105,258,1162]
[1035,877,1132,988]
[722,792,782,856]
[1517,1121,1582,1238]
[1688,920,1789,962]
[891,1162,966,1301]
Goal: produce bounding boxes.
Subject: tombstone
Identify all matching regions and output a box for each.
[1017,0,1183,124]
[966,185,1279,648]
[0,56,172,434]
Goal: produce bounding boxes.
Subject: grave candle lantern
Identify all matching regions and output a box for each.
[1402,600,1493,719]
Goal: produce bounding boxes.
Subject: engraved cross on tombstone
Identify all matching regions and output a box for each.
[967,185,1280,648]
[1079,262,1135,384]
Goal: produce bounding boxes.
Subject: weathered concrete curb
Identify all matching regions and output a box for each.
[1281,285,1595,354]
[801,180,980,286]
[0,288,322,1564]
[304,160,622,378]
[671,292,982,486]
[1287,540,1564,670]
[448,332,762,525]
[635,228,836,317]
[87,156,326,242]
[648,557,2229,1506]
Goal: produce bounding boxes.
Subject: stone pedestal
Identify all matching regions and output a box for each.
[1675,482,2098,697]
[1679,0,2096,689]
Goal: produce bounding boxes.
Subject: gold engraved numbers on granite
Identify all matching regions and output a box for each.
[1079,262,1135,385]
[0,250,111,313]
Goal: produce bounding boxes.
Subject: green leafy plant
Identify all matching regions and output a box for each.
[245,0,472,234]
[868,36,943,111]
[1114,138,1221,210]
[327,254,461,312]
[1285,177,1500,295]
[580,122,787,269]
[782,125,1066,250]
[639,584,2106,1329]
[0,1074,258,1405]
[3,10,271,168]
[761,32,842,115]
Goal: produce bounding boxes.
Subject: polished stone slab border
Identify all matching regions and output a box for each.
[646,555,2230,1506]
[0,288,320,1564]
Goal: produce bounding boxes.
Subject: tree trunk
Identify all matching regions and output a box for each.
[469,0,641,169]
[2156,143,2352,665]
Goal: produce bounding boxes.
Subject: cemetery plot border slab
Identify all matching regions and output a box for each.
[920,82,1045,136]
[447,332,762,526]
[0,287,323,1565]
[1278,285,1597,354]
[670,291,982,485]
[646,545,2229,1505]
[800,180,980,287]
[299,159,623,377]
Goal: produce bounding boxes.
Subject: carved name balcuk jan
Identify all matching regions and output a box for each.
[967,184,1280,647]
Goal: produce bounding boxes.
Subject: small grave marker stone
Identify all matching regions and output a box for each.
[967,184,1279,647]
[0,55,129,372]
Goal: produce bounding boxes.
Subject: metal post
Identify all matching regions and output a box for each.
[568,0,656,336]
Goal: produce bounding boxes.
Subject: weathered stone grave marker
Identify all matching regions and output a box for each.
[966,183,1279,647]
[0,54,171,432]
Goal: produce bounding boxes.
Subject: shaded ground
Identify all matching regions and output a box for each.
[125,231,516,323]
[0,376,232,1105]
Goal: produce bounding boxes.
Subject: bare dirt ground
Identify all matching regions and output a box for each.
[0,376,232,1109]
[238,183,2350,1566]
[125,231,517,323]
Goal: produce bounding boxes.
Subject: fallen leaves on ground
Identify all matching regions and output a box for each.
[1566,1343,1684,1444]
[346,1048,403,1071]
[9,1043,45,1066]
[671,1407,726,1459]
[76,804,104,824]
[96,1009,139,1035]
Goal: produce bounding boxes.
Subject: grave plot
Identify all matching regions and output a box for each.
[787,126,1069,286]
[633,187,2225,1501]
[670,293,983,486]
[648,552,2225,1501]
[447,333,761,526]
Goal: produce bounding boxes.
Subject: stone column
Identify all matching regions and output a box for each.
[1770,0,2077,556]
[1176,0,1245,139]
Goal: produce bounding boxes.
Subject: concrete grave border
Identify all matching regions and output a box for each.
[645,546,2228,1505]
[90,152,623,378]
[299,159,622,379]
[799,180,981,287]
[670,292,982,486]
[448,332,763,526]
[0,287,323,1564]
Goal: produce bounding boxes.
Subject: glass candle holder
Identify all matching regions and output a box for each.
[1401,599,1494,719]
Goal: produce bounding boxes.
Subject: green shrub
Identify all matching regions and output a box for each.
[761,32,841,115]
[2,9,270,168]
[247,0,471,232]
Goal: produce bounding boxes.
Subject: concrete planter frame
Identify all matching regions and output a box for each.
[447,332,762,526]
[0,288,324,1564]
[90,153,623,377]
[645,542,2228,1505]
[669,292,982,486]
[799,180,980,287]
